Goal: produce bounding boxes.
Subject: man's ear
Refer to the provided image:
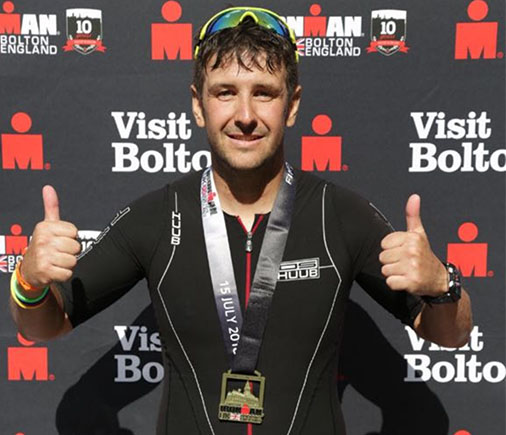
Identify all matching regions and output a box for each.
[191,84,206,128]
[286,85,302,128]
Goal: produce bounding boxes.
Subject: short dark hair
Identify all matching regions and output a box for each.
[193,18,298,101]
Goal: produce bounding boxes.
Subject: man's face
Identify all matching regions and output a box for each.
[192,55,301,172]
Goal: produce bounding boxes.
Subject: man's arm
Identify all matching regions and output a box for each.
[379,194,473,347]
[10,185,79,342]
[10,283,73,341]
[413,289,472,348]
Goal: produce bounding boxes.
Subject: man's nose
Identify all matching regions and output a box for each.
[234,96,257,133]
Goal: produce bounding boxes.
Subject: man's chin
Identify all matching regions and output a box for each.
[214,153,281,174]
[221,159,265,173]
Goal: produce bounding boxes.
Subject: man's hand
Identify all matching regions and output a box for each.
[20,185,81,288]
[379,194,448,297]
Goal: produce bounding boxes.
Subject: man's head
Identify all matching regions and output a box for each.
[191,8,302,172]
[193,8,299,102]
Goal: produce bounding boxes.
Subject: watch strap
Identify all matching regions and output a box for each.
[422,262,462,305]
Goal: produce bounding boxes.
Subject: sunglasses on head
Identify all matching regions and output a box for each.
[194,7,299,62]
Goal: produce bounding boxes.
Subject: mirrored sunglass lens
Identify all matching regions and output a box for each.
[205,9,289,39]
[257,14,287,36]
[206,11,242,35]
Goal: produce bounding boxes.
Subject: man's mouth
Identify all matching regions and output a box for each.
[227,133,263,142]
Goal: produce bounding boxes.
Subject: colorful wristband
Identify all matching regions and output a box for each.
[15,260,45,292]
[10,272,49,309]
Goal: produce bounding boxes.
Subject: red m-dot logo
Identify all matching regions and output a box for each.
[1,112,47,170]
[455,0,502,60]
[8,333,52,381]
[301,114,345,172]
[447,222,491,277]
[151,1,192,60]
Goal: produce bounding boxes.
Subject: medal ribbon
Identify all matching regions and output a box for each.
[201,163,296,372]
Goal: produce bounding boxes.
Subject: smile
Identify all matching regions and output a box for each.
[226,134,264,145]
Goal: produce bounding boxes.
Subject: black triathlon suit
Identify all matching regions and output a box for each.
[60,168,423,435]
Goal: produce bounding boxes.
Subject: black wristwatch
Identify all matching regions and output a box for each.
[422,263,462,306]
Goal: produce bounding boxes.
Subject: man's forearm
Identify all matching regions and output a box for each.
[414,288,472,348]
[10,283,72,342]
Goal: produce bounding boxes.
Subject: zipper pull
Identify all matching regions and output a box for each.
[245,232,253,252]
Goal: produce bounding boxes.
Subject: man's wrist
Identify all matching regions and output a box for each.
[10,271,50,309]
[435,261,449,296]
[422,262,462,306]
[17,258,46,292]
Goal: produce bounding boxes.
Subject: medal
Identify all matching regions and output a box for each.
[218,370,265,424]
[201,163,296,425]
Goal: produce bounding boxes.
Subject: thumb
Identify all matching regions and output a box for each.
[405,194,424,233]
[42,185,60,221]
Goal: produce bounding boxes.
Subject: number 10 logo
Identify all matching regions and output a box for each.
[367,10,409,56]
[76,18,93,34]
[380,20,397,35]
[64,8,107,55]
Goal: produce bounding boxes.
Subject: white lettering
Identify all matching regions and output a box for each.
[411,111,492,140]
[409,143,438,172]
[114,355,164,383]
[404,354,431,382]
[114,325,139,352]
[112,142,140,172]
[111,111,192,140]
[410,112,438,140]
[438,149,462,172]
[409,142,505,173]
[142,362,164,383]
[405,327,426,351]
[115,355,141,382]
[483,362,506,383]
[283,16,303,36]
[114,325,161,352]
[111,112,137,139]
[21,14,39,35]
[112,142,211,173]
[431,361,455,383]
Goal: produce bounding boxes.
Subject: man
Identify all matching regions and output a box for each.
[10,7,472,435]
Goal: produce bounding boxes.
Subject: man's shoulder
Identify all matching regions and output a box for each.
[171,169,204,194]
[294,168,367,208]
[129,170,203,211]
[294,168,393,230]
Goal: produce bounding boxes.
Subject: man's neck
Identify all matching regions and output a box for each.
[212,156,285,231]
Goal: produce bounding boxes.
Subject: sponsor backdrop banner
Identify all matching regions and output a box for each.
[0,0,504,434]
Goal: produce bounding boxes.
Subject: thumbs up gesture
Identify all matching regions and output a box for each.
[20,186,81,288]
[379,194,448,297]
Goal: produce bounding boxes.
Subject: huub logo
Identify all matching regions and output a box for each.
[278,258,320,281]
[409,111,505,173]
[0,1,59,55]
[111,111,210,174]
[170,211,181,245]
